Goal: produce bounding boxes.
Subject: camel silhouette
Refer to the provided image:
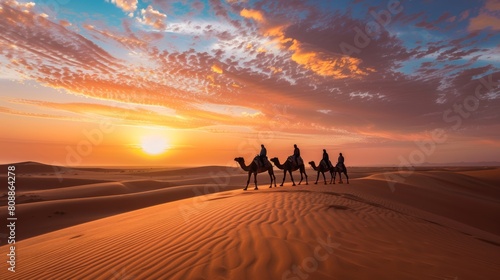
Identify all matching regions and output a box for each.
[234,157,277,190]
[308,161,334,184]
[334,162,349,184]
[308,161,349,184]
[270,157,308,186]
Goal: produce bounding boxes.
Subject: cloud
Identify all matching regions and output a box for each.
[468,0,500,31]
[240,8,264,22]
[110,0,138,13]
[0,105,77,121]
[59,19,71,27]
[0,1,119,74]
[468,13,500,31]
[0,0,499,147]
[211,64,223,74]
[137,5,167,30]
[84,23,151,50]
[2,98,272,130]
[239,8,372,79]
[485,0,500,11]
[459,10,470,21]
[289,40,369,78]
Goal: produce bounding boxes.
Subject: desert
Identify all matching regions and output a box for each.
[1,162,499,279]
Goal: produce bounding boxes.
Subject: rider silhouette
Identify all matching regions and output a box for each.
[293,144,300,166]
[259,144,267,166]
[338,152,345,171]
[322,149,331,169]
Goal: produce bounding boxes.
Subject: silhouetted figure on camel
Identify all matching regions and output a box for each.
[259,144,267,166]
[235,150,276,190]
[308,160,335,184]
[270,156,308,186]
[335,152,349,184]
[322,149,332,169]
[293,144,301,166]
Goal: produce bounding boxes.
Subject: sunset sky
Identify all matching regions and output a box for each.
[0,0,499,167]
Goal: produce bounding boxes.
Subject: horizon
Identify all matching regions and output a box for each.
[4,160,500,169]
[1,0,499,167]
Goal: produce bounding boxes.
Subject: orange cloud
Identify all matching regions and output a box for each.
[6,99,270,130]
[240,8,264,22]
[0,105,77,121]
[269,66,282,74]
[3,99,214,129]
[289,40,367,78]
[111,0,138,12]
[211,64,223,74]
[84,24,148,49]
[260,22,368,78]
[59,19,71,27]
[239,9,369,79]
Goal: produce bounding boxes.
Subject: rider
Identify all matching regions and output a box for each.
[322,149,331,169]
[338,152,345,171]
[259,144,267,166]
[293,144,300,166]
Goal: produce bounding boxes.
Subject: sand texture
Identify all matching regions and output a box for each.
[1,163,499,279]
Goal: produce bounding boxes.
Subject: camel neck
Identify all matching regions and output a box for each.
[237,160,251,171]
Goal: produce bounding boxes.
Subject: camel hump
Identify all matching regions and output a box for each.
[287,156,303,167]
[254,156,271,169]
[320,159,329,170]
[336,162,346,172]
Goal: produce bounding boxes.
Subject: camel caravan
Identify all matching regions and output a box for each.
[234,144,349,190]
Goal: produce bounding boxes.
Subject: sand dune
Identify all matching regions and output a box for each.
[1,164,499,279]
[0,164,248,241]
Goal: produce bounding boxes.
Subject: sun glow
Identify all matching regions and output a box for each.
[140,135,170,155]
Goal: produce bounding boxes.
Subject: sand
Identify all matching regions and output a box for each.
[0,162,499,279]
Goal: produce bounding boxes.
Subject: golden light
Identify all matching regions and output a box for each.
[240,8,265,22]
[211,64,223,74]
[140,135,170,155]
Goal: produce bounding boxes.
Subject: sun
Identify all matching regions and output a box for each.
[140,135,170,155]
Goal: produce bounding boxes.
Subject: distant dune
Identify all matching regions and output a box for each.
[0,163,499,279]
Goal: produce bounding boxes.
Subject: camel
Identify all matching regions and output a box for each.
[334,162,349,184]
[270,157,308,186]
[308,161,334,184]
[234,157,277,190]
[308,161,349,184]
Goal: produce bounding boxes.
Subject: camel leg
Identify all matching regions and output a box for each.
[331,169,335,184]
[298,171,303,185]
[269,169,276,188]
[338,172,343,184]
[303,168,308,185]
[254,172,258,190]
[290,170,296,186]
[322,171,327,185]
[344,172,349,184]
[280,170,286,186]
[244,171,252,190]
[314,171,320,184]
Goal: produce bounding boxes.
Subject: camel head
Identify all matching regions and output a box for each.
[234,157,244,163]
[308,161,316,166]
[270,157,279,163]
